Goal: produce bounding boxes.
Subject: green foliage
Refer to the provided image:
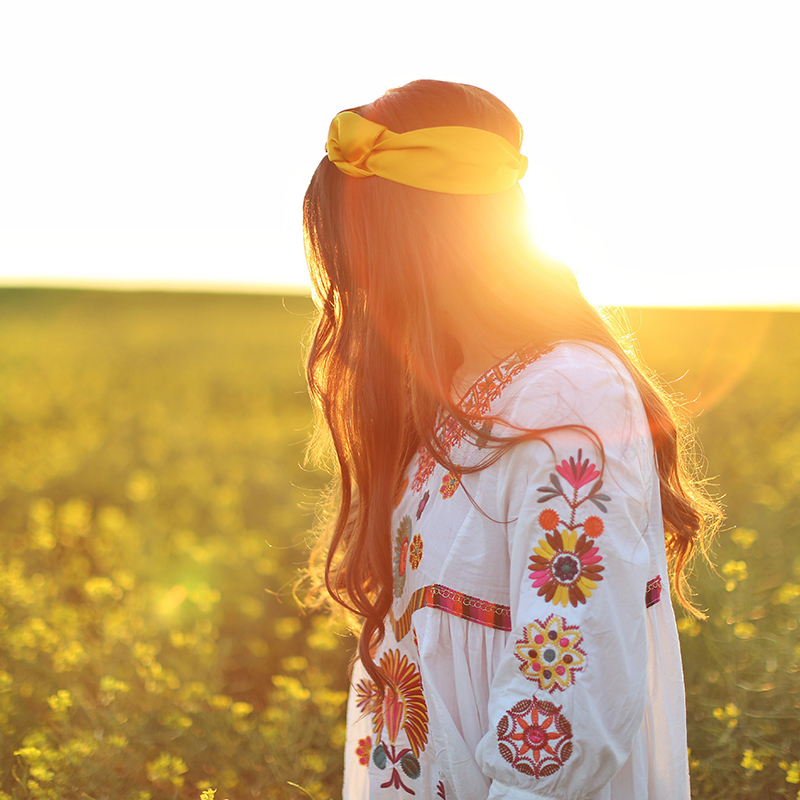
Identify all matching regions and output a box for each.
[0,293,797,798]
[633,308,800,800]
[0,290,347,799]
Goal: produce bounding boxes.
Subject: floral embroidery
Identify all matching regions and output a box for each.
[514,615,587,692]
[497,697,573,777]
[436,779,447,799]
[537,449,611,523]
[394,476,409,509]
[356,736,372,766]
[393,516,412,598]
[530,449,609,607]
[410,347,553,493]
[357,649,429,794]
[583,515,604,538]
[416,490,430,520]
[411,450,436,493]
[440,471,461,499]
[409,533,423,570]
[528,530,604,607]
[538,508,560,531]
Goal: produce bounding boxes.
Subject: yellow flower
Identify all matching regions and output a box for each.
[741,749,764,771]
[230,702,253,718]
[733,621,757,639]
[773,583,800,605]
[713,702,740,728]
[780,760,800,784]
[47,689,73,713]
[722,560,747,591]
[730,527,758,549]
[677,617,701,637]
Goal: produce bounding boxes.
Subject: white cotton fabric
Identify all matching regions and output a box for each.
[342,342,691,800]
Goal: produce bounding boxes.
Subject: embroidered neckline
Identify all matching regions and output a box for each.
[410,344,554,493]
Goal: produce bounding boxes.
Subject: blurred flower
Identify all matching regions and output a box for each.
[47,689,73,713]
[773,583,800,605]
[741,749,765,771]
[722,560,748,592]
[731,527,758,549]
[733,621,758,639]
[274,617,301,640]
[677,617,701,637]
[713,702,741,728]
[779,760,800,783]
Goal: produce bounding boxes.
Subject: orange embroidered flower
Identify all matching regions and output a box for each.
[583,515,604,538]
[440,471,461,499]
[538,508,560,531]
[409,533,423,570]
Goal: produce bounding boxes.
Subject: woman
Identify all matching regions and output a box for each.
[302,80,718,800]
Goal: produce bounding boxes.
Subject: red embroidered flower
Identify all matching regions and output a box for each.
[538,508,560,531]
[409,533,423,570]
[555,450,600,489]
[411,451,436,493]
[497,696,573,777]
[514,615,587,692]
[528,530,604,607]
[440,471,461,499]
[356,736,372,766]
[583,515,604,538]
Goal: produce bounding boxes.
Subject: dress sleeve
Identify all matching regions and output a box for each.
[474,347,655,799]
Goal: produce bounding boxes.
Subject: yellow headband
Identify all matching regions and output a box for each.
[325,111,528,195]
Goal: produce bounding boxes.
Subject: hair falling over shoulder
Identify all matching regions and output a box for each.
[300,80,722,693]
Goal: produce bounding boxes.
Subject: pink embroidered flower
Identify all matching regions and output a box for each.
[356,736,372,766]
[528,530,604,607]
[555,449,600,489]
[440,471,461,499]
[409,533,423,570]
[497,697,573,777]
[514,615,587,692]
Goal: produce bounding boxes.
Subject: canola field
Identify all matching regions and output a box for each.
[0,289,797,799]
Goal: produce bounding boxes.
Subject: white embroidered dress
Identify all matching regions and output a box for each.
[342,342,691,800]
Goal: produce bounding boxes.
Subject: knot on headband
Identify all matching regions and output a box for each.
[325,111,528,195]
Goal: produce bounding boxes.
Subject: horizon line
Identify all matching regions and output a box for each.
[0,277,798,311]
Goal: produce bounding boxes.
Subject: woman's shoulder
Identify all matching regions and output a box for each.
[493,340,644,432]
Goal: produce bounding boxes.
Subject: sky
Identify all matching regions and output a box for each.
[1,1,798,307]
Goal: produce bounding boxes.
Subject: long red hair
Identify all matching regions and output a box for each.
[302,80,720,691]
